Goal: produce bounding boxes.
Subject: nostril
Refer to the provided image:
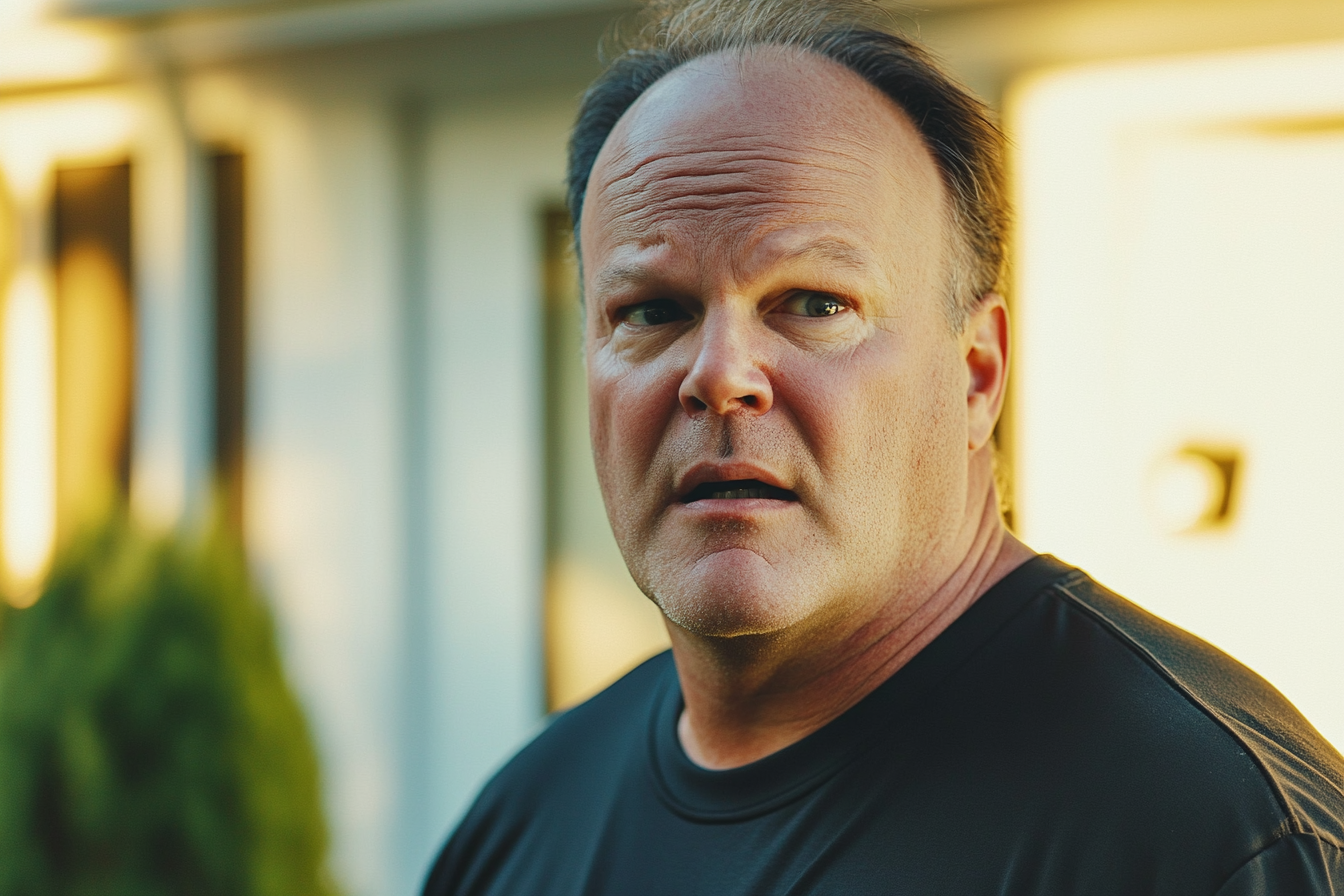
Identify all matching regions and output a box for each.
[740,395,758,408]
[686,395,708,412]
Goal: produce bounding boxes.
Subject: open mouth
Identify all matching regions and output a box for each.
[680,479,798,503]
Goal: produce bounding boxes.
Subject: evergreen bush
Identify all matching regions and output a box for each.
[0,517,338,896]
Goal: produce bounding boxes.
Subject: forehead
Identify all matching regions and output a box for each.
[580,47,949,287]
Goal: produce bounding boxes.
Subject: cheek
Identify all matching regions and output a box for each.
[586,348,681,490]
[872,349,968,517]
[784,338,966,515]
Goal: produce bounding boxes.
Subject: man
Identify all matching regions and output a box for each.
[425,0,1344,892]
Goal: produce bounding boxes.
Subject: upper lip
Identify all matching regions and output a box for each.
[674,462,797,503]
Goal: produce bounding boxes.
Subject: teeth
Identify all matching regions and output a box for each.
[680,479,796,504]
[711,487,768,499]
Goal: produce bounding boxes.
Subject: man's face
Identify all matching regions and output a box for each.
[581,48,974,640]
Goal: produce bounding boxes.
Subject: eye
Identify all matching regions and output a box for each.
[619,299,692,327]
[780,291,846,318]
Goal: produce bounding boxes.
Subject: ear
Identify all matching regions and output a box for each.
[962,292,1010,452]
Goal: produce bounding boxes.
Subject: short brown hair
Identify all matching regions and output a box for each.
[566,0,1008,329]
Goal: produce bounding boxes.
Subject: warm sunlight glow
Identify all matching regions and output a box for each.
[1010,42,1344,750]
[547,557,669,710]
[0,24,118,89]
[0,0,49,26]
[2,266,57,602]
[0,0,119,92]
[0,94,136,202]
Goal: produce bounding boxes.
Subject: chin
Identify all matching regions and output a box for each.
[647,549,812,638]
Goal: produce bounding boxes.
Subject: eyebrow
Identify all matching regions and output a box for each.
[593,263,657,295]
[764,238,874,273]
[592,238,876,296]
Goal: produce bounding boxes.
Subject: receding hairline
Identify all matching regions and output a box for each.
[588,43,942,195]
[566,1,1008,328]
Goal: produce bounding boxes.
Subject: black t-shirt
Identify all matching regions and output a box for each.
[424,556,1344,895]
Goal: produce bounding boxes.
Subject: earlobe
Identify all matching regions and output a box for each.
[963,293,1010,452]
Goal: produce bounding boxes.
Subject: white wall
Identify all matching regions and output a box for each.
[420,95,574,844]
[241,84,407,896]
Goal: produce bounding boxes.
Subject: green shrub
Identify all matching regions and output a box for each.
[0,517,338,896]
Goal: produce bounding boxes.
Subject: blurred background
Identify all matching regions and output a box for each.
[0,0,1340,892]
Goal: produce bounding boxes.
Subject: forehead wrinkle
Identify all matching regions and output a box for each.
[592,164,909,300]
[746,236,875,279]
[590,121,900,252]
[599,130,878,185]
[598,140,885,206]
[598,157,884,242]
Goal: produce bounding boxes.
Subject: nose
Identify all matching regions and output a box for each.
[678,312,774,417]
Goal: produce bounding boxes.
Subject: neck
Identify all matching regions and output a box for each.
[671,479,1035,770]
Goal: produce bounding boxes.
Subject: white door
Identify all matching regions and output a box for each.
[1011,42,1344,750]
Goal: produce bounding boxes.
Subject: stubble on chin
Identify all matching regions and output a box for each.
[648,560,800,639]
[603,416,831,637]
[642,517,839,639]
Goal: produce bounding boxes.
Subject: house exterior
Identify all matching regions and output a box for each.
[1,1,1341,892]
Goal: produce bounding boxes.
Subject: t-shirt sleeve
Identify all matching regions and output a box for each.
[1214,834,1344,896]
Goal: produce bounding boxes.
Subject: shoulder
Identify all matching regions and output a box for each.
[421,651,673,896]
[901,558,1344,892]
[1041,566,1344,848]
[1213,834,1344,895]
